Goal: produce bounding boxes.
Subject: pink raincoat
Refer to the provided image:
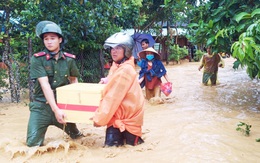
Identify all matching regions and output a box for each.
[93,56,145,137]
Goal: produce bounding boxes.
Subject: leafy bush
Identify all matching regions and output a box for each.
[194,49,204,62]
[168,45,188,62]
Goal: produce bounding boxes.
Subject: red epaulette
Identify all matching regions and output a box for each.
[33,52,46,57]
[64,52,76,59]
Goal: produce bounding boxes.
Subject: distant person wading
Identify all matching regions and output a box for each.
[138,47,169,100]
[198,46,225,86]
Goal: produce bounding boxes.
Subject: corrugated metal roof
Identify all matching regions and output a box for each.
[122,27,187,37]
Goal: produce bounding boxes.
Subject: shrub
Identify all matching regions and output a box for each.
[168,44,188,62]
[194,49,204,62]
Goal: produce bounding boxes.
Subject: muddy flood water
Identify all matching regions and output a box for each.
[0,57,259,163]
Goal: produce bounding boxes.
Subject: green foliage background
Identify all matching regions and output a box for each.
[194,49,204,62]
[187,0,260,79]
[168,45,188,62]
[0,0,260,102]
[1,0,143,85]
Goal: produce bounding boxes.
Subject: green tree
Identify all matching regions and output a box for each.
[1,0,144,102]
[187,0,260,79]
[231,8,260,79]
[0,0,27,102]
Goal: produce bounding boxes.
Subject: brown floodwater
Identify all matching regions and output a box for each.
[142,57,260,163]
[0,57,259,163]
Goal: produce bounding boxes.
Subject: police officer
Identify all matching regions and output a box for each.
[26,21,83,147]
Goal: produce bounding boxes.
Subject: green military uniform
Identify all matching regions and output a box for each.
[27,50,81,147]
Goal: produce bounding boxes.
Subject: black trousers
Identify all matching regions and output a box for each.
[105,126,144,147]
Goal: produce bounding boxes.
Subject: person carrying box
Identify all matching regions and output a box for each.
[93,32,145,147]
[26,21,83,147]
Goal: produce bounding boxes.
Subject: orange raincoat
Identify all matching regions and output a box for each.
[93,56,145,137]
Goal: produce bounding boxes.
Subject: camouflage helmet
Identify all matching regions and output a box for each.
[103,32,134,58]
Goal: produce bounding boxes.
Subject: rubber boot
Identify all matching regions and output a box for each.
[65,123,83,139]
[105,126,124,147]
[124,130,144,146]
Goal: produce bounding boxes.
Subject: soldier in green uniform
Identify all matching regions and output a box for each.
[26,21,83,147]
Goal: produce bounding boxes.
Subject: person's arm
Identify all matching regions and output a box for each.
[218,53,225,68]
[138,76,144,84]
[38,76,66,124]
[198,65,203,71]
[93,66,134,126]
[164,74,169,82]
[198,55,205,71]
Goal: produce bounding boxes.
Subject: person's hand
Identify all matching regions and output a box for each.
[93,122,101,127]
[198,67,202,71]
[90,117,101,127]
[138,78,143,84]
[99,77,108,84]
[54,109,66,124]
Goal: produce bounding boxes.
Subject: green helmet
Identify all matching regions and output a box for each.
[103,32,134,58]
[36,21,63,40]
[40,24,63,39]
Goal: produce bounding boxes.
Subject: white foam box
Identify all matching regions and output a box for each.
[56,83,105,123]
